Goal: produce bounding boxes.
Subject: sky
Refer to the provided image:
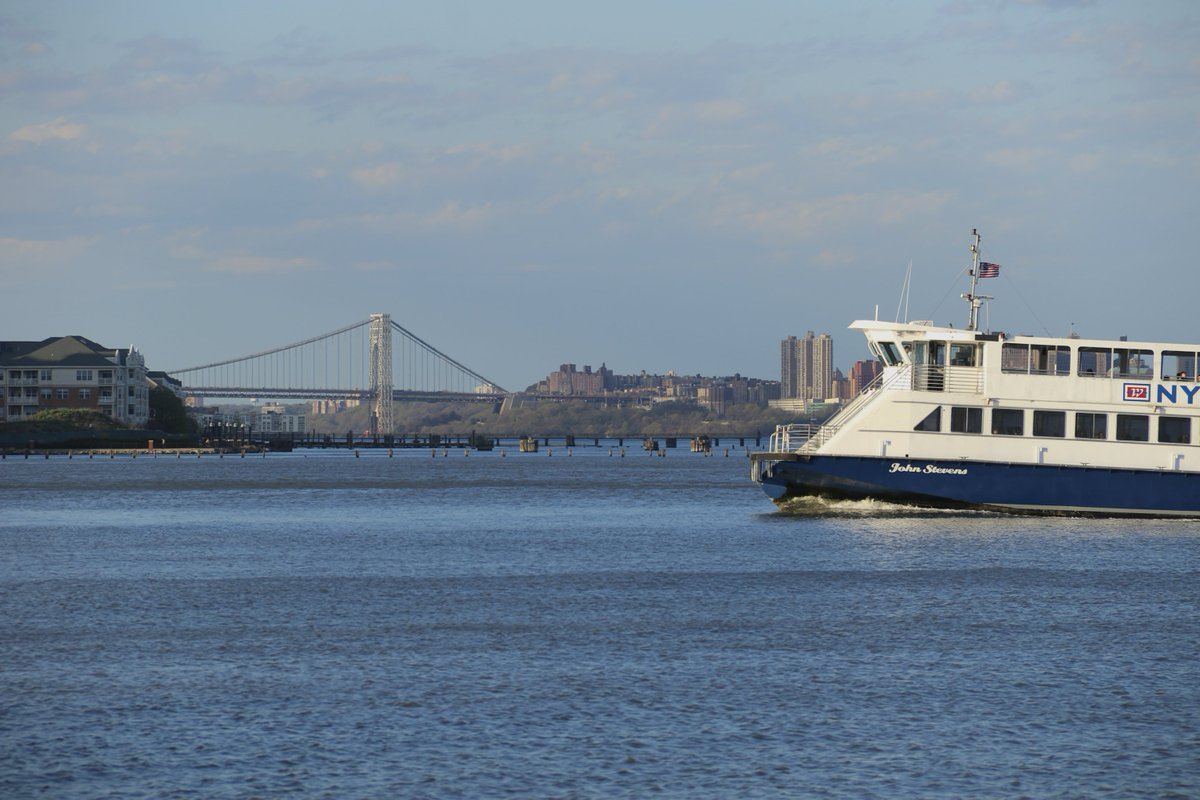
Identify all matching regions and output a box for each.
[2,1,1198,391]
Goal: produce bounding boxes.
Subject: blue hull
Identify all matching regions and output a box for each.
[758,455,1200,517]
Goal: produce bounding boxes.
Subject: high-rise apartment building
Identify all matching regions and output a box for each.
[850,359,882,397]
[780,331,833,403]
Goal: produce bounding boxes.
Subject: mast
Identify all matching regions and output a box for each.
[962,228,992,331]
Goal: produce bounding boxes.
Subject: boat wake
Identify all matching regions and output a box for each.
[771,495,1007,518]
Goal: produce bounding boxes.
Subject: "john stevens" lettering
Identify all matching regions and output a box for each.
[889,463,969,475]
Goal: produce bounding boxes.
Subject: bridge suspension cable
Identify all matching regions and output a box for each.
[390,320,506,395]
[171,319,371,375]
[169,315,508,424]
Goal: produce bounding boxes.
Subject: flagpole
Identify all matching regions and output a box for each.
[965,229,981,331]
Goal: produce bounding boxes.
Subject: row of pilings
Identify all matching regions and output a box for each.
[244,432,764,452]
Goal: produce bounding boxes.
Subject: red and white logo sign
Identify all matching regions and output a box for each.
[1123,383,1150,402]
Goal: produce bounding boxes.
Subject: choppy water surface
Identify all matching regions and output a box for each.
[2,449,1197,798]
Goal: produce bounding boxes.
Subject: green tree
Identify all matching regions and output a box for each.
[149,385,197,434]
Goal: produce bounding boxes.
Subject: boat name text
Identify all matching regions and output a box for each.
[889,463,969,475]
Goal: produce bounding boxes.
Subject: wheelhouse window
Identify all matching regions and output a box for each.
[912,340,946,391]
[1033,410,1066,438]
[949,343,977,367]
[1158,417,1191,444]
[991,408,1024,436]
[874,341,904,367]
[950,406,982,433]
[1116,414,1149,442]
[1161,351,1198,381]
[914,407,942,432]
[1076,413,1107,439]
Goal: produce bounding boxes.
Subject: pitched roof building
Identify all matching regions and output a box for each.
[0,336,150,426]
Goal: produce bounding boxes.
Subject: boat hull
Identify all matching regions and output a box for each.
[757,454,1200,517]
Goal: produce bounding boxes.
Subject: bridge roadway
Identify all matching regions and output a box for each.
[183,389,653,405]
[184,388,508,403]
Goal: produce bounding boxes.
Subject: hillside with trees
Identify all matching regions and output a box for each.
[304,399,813,438]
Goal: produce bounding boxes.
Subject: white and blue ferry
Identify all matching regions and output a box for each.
[752,230,1200,517]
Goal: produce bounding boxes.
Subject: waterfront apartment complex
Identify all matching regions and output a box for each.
[0,336,150,425]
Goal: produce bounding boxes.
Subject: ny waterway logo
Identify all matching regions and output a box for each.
[1124,382,1200,405]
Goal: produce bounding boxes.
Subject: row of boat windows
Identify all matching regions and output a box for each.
[874,340,1200,380]
[1000,344,1200,379]
[914,406,1194,444]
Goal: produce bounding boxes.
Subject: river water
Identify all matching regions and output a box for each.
[1,448,1197,798]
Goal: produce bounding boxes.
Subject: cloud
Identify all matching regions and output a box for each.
[356,201,497,233]
[166,228,314,274]
[422,200,494,228]
[0,236,96,270]
[351,161,406,189]
[983,148,1045,170]
[646,98,750,137]
[9,116,85,144]
[208,254,313,274]
[811,138,899,167]
[971,80,1017,103]
[1069,152,1100,172]
[726,191,950,242]
[814,248,858,268]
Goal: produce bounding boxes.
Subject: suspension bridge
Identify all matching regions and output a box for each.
[170,314,508,435]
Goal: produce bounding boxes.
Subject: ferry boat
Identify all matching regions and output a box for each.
[751,230,1200,517]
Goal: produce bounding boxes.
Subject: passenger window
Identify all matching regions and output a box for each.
[950,407,982,433]
[1114,348,1153,378]
[1075,412,1107,439]
[991,409,1024,436]
[1161,351,1198,381]
[1116,414,1150,442]
[914,407,941,432]
[1158,417,1192,444]
[1001,343,1029,373]
[1032,344,1070,375]
[1078,347,1109,376]
[1032,410,1066,438]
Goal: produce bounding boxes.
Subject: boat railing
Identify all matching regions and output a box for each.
[910,365,983,393]
[768,365,910,453]
[768,423,818,453]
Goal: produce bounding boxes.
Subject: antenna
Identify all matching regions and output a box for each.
[961,228,992,331]
[895,259,913,322]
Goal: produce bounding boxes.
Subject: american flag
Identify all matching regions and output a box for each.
[978,261,1000,278]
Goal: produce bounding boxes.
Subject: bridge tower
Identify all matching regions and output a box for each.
[368,313,394,435]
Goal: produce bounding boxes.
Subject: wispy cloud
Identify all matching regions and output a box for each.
[9,116,85,143]
[207,254,313,274]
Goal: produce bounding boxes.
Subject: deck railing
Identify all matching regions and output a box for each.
[910,365,983,393]
[769,365,911,453]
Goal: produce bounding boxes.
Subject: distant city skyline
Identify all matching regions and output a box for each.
[3,2,1198,390]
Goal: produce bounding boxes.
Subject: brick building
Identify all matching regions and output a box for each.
[0,336,150,425]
